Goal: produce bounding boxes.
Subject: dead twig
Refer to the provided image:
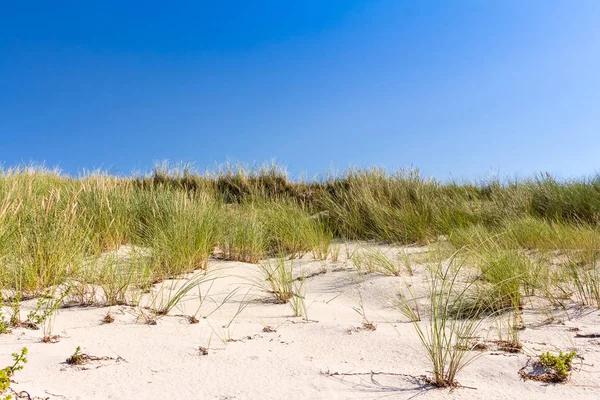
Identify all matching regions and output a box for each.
[321,370,477,390]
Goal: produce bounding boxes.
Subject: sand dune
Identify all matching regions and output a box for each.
[2,243,599,399]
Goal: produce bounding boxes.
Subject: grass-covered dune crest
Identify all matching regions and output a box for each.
[2,162,600,294]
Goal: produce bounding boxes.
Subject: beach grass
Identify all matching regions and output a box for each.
[1,163,600,312]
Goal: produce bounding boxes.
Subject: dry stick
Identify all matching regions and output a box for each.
[321,370,478,390]
[575,333,600,338]
[45,391,68,399]
[7,389,32,400]
[295,270,326,281]
[323,370,419,378]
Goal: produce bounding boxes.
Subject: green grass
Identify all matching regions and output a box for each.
[259,254,295,303]
[139,192,221,279]
[218,205,266,263]
[397,252,487,387]
[351,247,401,276]
[2,163,600,315]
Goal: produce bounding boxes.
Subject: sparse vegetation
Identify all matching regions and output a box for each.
[26,287,70,341]
[149,272,216,317]
[290,276,307,318]
[397,252,487,387]
[538,351,577,381]
[352,248,400,276]
[0,348,28,400]
[352,290,376,331]
[66,346,85,366]
[2,163,600,393]
[259,255,295,303]
[520,350,577,383]
[65,346,113,367]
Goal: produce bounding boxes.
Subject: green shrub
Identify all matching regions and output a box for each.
[539,351,577,381]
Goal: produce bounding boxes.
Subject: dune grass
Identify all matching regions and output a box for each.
[3,163,600,390]
[351,247,401,276]
[1,163,600,314]
[397,252,487,387]
[259,255,295,303]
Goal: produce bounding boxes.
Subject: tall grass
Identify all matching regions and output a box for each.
[318,168,436,243]
[397,252,486,387]
[2,163,600,302]
[218,206,265,263]
[139,191,221,279]
[0,181,89,293]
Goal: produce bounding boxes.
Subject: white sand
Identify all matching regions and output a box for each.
[2,243,599,399]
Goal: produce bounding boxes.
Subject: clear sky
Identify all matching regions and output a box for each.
[1,1,599,180]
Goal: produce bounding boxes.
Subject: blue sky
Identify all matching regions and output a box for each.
[1,1,599,180]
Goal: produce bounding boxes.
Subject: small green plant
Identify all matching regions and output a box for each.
[66,346,85,365]
[539,351,577,382]
[64,345,112,367]
[27,287,71,341]
[207,321,235,345]
[344,243,357,263]
[136,272,221,325]
[27,292,51,327]
[0,347,28,400]
[27,289,64,326]
[491,312,523,353]
[140,310,157,325]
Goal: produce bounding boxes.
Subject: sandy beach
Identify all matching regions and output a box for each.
[2,243,598,400]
